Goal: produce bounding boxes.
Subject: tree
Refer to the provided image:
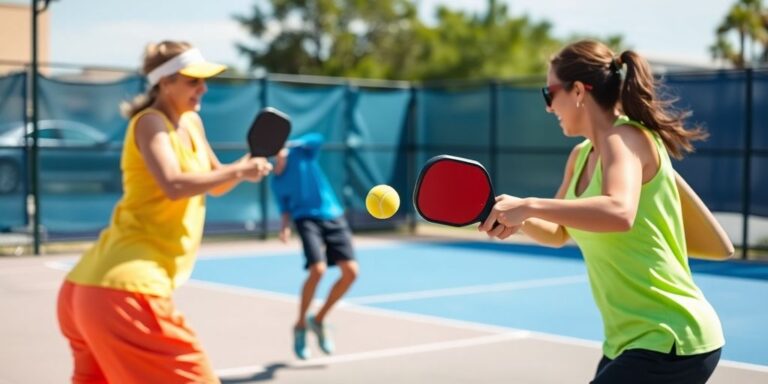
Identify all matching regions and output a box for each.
[234,0,422,78]
[411,2,562,81]
[234,0,623,80]
[711,0,768,68]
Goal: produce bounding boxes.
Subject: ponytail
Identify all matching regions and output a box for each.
[120,86,159,118]
[617,50,708,159]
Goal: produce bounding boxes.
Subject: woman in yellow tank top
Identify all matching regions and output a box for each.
[479,40,724,383]
[56,41,272,384]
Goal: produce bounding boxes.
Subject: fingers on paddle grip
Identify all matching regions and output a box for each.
[480,199,501,230]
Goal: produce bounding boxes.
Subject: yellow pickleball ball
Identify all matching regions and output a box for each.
[366,184,400,219]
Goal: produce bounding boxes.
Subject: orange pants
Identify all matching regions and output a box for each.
[57,281,219,384]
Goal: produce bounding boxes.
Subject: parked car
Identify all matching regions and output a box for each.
[0,120,122,194]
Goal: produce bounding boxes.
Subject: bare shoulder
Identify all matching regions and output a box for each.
[135,111,166,132]
[612,123,649,143]
[608,124,655,157]
[134,111,168,145]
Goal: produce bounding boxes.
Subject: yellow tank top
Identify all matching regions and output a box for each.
[66,108,211,297]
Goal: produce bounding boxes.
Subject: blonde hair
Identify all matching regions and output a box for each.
[120,41,193,118]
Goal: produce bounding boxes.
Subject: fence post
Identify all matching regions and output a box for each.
[259,76,268,240]
[21,70,30,235]
[343,83,355,229]
[741,68,754,259]
[407,86,419,234]
[490,81,499,185]
[30,0,44,254]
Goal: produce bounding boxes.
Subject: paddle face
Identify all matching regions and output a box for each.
[247,107,291,157]
[413,155,495,227]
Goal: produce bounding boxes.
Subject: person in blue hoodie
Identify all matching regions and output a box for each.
[271,132,358,360]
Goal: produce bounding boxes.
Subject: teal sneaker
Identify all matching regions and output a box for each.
[308,315,334,354]
[293,327,310,360]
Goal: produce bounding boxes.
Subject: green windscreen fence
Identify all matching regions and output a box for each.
[1,69,766,246]
[198,79,265,232]
[495,84,580,198]
[665,71,747,214]
[346,87,412,227]
[33,75,143,233]
[0,72,27,230]
[753,71,768,217]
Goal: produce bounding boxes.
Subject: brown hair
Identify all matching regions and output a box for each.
[549,40,707,159]
[120,41,193,118]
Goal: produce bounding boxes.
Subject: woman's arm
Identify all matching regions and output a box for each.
[483,125,646,233]
[188,112,270,197]
[516,144,584,247]
[134,113,270,200]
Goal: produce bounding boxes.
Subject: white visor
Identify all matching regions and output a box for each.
[146,48,226,87]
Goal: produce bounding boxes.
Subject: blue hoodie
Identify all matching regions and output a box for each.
[270,133,344,220]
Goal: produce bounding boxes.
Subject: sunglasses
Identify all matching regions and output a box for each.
[541,82,593,107]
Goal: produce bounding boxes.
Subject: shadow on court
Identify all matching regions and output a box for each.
[220,363,289,383]
[220,363,328,383]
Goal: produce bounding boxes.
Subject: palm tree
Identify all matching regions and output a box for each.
[712,0,768,68]
[762,10,768,62]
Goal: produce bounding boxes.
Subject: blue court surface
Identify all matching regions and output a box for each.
[191,240,768,367]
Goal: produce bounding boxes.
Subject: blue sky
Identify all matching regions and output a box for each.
[32,0,737,72]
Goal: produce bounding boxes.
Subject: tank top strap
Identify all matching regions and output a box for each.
[613,115,670,168]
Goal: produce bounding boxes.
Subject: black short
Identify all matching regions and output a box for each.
[591,346,721,384]
[294,217,355,270]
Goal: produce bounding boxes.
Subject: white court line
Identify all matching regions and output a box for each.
[347,275,587,304]
[196,252,295,261]
[717,360,768,373]
[215,332,529,377]
[293,331,529,365]
[187,279,526,334]
[0,265,54,275]
[45,261,72,272]
[186,278,768,373]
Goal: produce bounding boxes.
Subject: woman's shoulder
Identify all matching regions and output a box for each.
[611,122,657,153]
[133,109,168,132]
[608,122,664,173]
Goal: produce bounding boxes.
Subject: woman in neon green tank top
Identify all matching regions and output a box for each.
[479,40,723,383]
[56,41,272,383]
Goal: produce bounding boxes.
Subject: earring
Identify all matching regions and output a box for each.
[576,102,581,108]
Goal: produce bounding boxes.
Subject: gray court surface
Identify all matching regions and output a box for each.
[1,236,766,384]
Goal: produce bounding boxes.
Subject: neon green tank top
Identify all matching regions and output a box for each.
[66,109,211,297]
[564,116,724,358]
